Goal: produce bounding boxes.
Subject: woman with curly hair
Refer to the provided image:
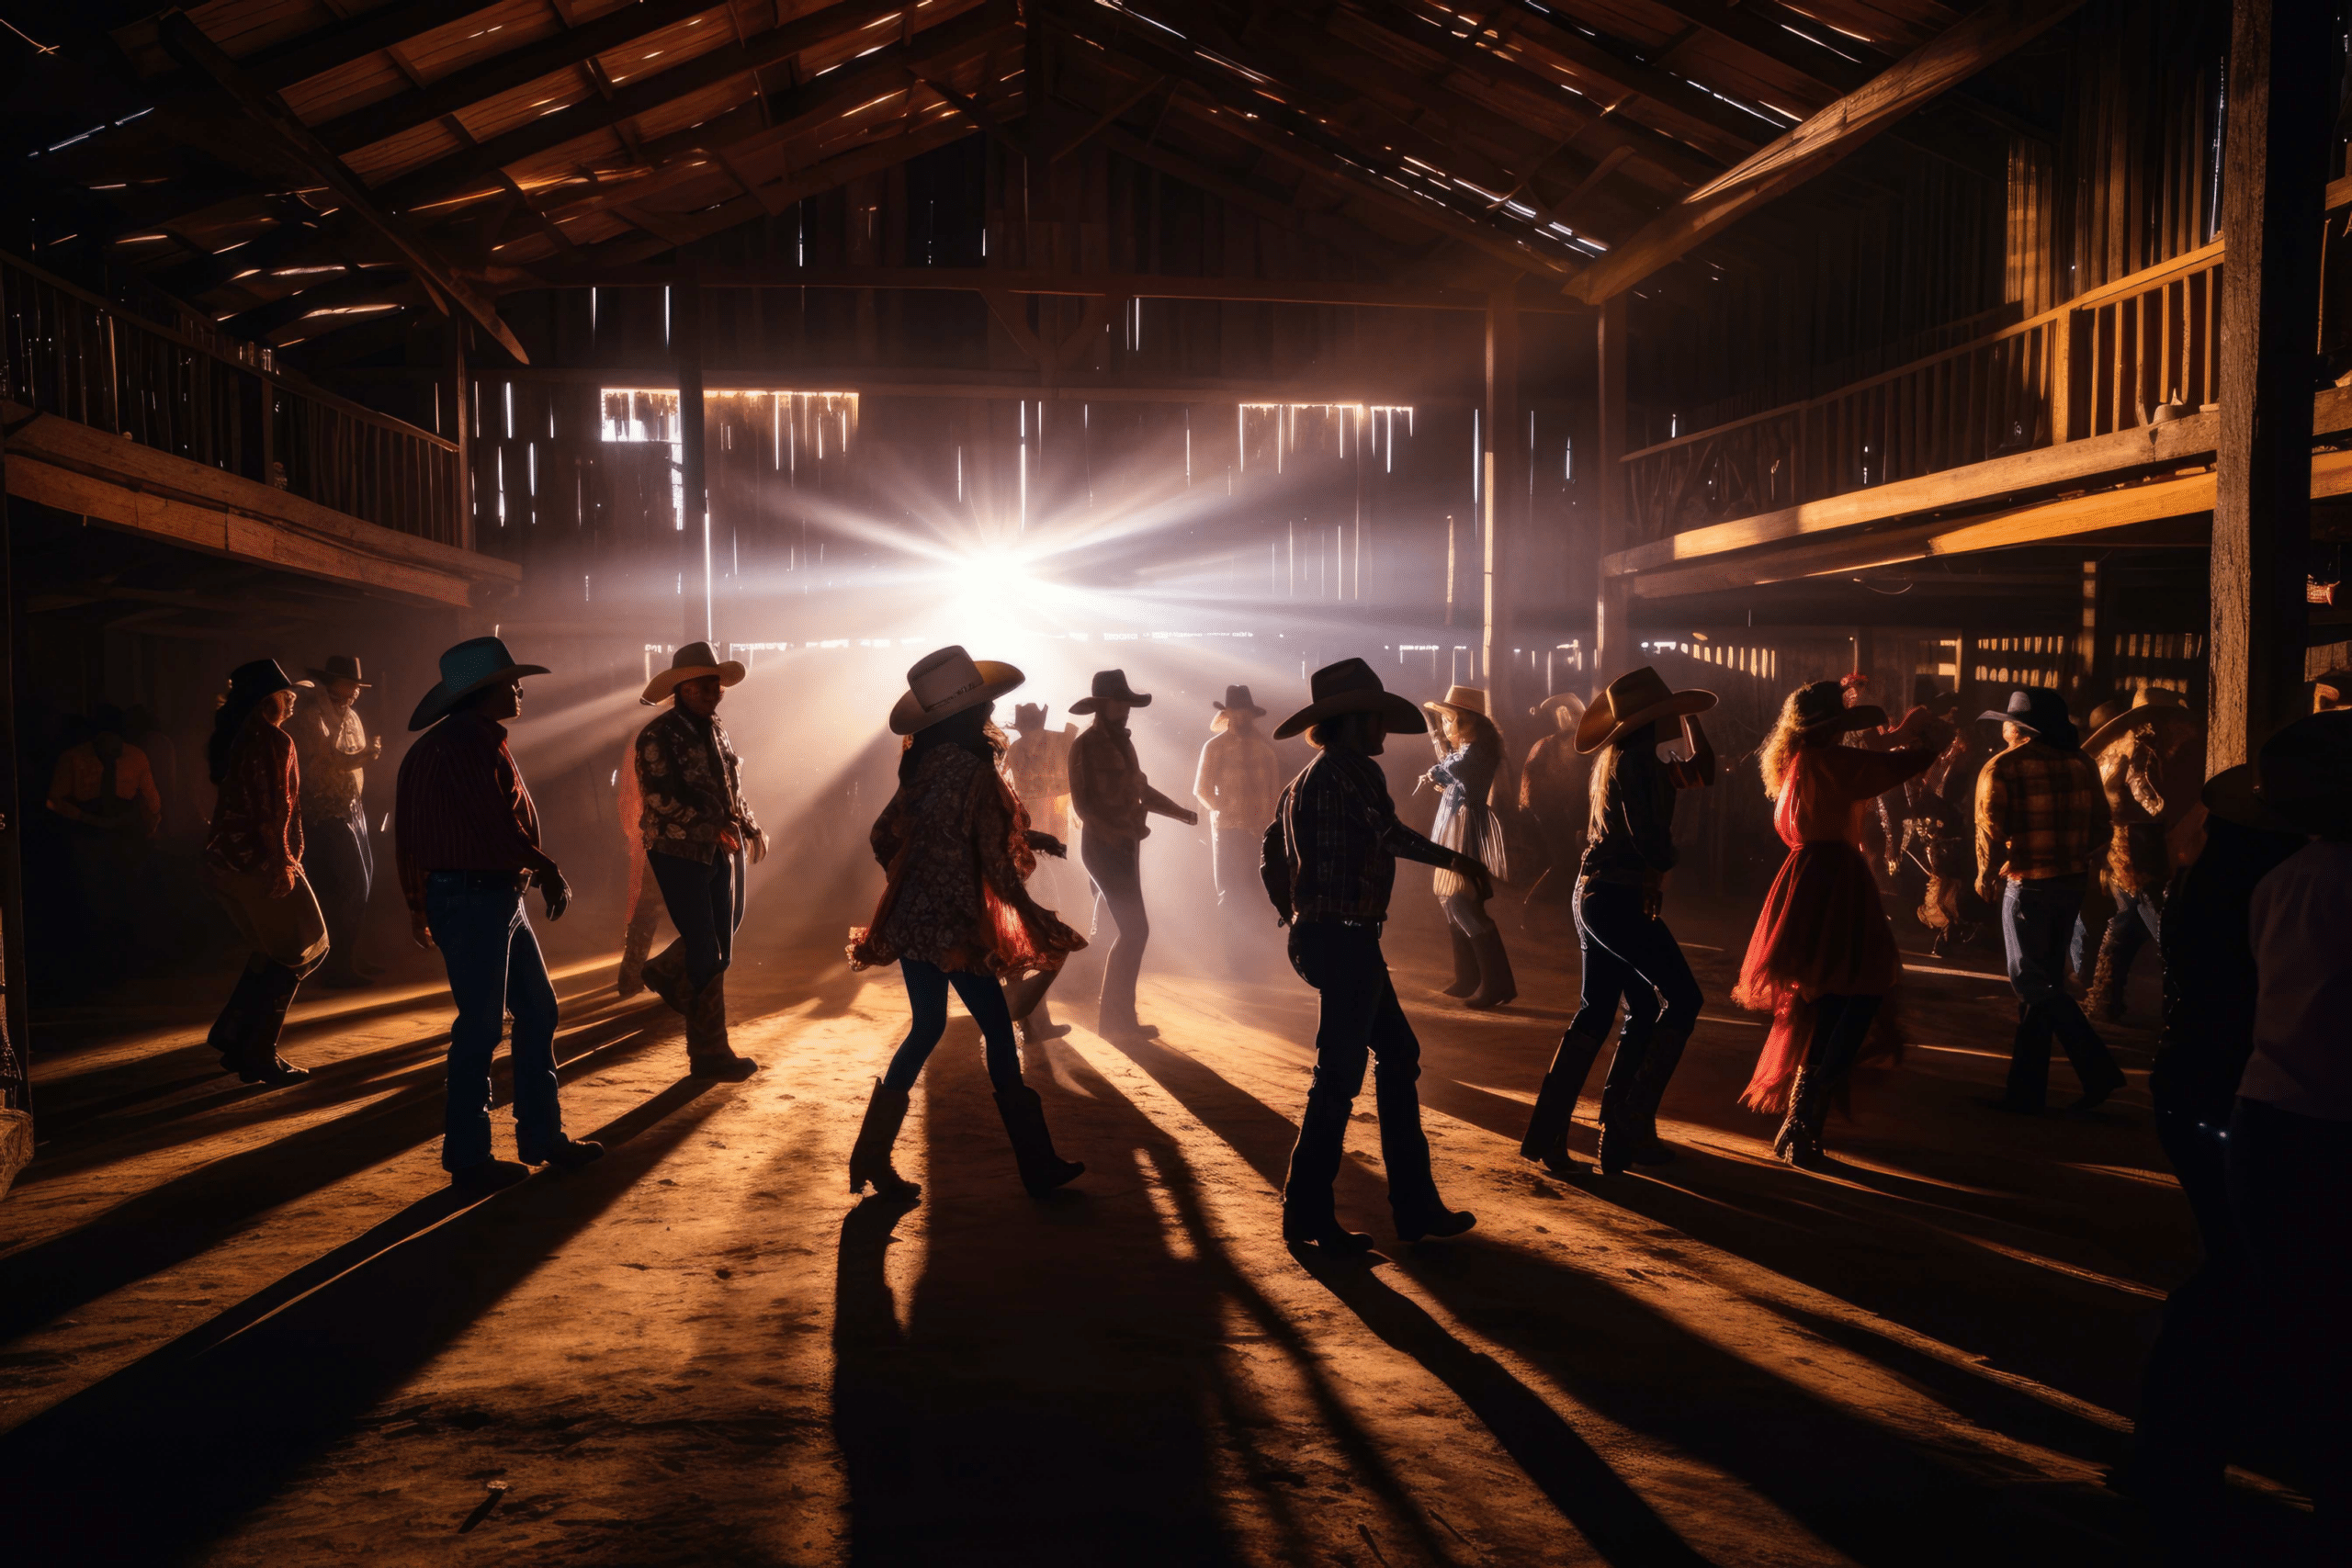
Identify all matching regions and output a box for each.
[1421,685,1514,1008]
[847,646,1089,1200]
[1735,680,1938,1166]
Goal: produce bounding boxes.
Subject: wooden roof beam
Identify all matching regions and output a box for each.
[1568,0,2089,305]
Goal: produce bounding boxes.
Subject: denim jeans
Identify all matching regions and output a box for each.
[883,958,1023,1092]
[649,847,741,991]
[425,874,563,1170]
[1568,877,1704,1099]
[2000,875,2120,1104]
[302,803,374,976]
[1081,832,1150,1029]
[1280,921,1442,1222]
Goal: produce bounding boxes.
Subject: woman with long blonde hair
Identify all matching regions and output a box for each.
[1421,686,1514,1008]
[1734,680,1937,1166]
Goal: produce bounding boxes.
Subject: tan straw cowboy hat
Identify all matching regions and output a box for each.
[1575,666,1717,754]
[2083,686,2197,753]
[1274,658,1424,741]
[1423,684,1490,721]
[1532,692,1587,721]
[641,640,747,705]
[889,645,1024,735]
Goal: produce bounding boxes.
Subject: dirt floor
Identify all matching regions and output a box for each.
[0,892,2318,1565]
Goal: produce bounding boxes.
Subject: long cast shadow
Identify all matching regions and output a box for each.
[0,1076,724,1562]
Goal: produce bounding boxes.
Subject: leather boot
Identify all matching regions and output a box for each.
[1282,1089,1370,1249]
[848,1079,920,1199]
[1464,928,1518,1010]
[1772,1066,1827,1168]
[993,1083,1084,1194]
[1521,1029,1605,1176]
[208,963,273,1073]
[2085,925,2128,1022]
[1604,1026,1690,1171]
[639,941,691,1014]
[235,964,311,1087]
[616,920,655,998]
[1441,927,1479,998]
[685,974,756,1080]
[1990,1002,2053,1112]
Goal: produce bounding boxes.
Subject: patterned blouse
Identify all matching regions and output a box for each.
[635,705,760,863]
[206,717,302,877]
[849,741,1086,976]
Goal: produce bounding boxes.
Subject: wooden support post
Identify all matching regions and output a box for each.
[1594,293,1632,688]
[675,281,710,644]
[2076,557,2107,703]
[446,320,473,554]
[2209,0,2332,770]
[1483,288,1521,702]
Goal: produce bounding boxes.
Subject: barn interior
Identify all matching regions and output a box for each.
[0,0,2346,1562]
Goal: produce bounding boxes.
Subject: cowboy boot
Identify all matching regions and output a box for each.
[639,941,691,1014]
[1601,1027,1690,1172]
[1521,1029,1605,1177]
[1020,994,1072,1043]
[208,963,273,1074]
[1989,1002,2053,1113]
[1283,1089,1374,1252]
[236,963,311,1088]
[1772,1066,1828,1168]
[993,1083,1083,1194]
[2085,923,2129,1022]
[684,974,756,1080]
[616,920,655,998]
[1441,927,1479,998]
[848,1079,920,1199]
[1464,929,1518,1010]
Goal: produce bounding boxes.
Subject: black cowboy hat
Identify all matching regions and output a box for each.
[1071,669,1151,714]
[1791,679,1884,737]
[229,659,311,699]
[1274,659,1423,741]
[1980,686,2077,749]
[2255,710,2352,835]
[307,653,371,689]
[410,637,550,731]
[1213,683,1265,716]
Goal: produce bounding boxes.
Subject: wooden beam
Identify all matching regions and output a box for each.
[1593,291,1631,679]
[431,363,1485,403]
[2210,0,2332,769]
[156,13,532,364]
[1091,124,1416,275]
[1483,287,1521,703]
[1568,0,2089,304]
[123,0,497,94]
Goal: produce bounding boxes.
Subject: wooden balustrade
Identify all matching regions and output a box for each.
[0,253,463,547]
[1624,239,2234,541]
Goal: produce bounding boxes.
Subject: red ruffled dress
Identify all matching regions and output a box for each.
[1735,743,1933,1111]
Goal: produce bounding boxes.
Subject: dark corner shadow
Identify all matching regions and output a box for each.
[1294,1247,1712,1568]
[0,1000,687,1342]
[0,1075,725,1565]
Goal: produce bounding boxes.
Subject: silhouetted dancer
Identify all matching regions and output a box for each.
[1519,667,1716,1179]
[1002,702,1079,1044]
[200,660,327,1088]
[1068,669,1197,1041]
[2121,761,2304,1540]
[614,730,665,998]
[396,637,602,1194]
[1519,691,1589,908]
[1420,684,1515,1008]
[1734,681,1935,1167]
[290,654,383,987]
[1261,658,1483,1252]
[2079,688,2203,1021]
[849,647,1086,1199]
[1193,684,1283,970]
[2226,713,2352,1553]
[1973,687,2124,1115]
[633,642,767,1080]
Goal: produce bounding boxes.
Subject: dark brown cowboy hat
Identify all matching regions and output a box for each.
[1790,679,1884,737]
[1274,658,1423,741]
[306,653,371,689]
[1011,702,1049,731]
[640,640,747,705]
[1576,666,1716,754]
[2083,686,2197,753]
[1070,669,1151,714]
[409,637,549,731]
[1213,684,1265,716]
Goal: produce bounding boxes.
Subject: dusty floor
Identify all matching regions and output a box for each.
[0,895,2315,1564]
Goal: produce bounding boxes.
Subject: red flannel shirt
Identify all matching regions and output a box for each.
[394,713,551,913]
[204,719,301,876]
[1974,739,2110,889]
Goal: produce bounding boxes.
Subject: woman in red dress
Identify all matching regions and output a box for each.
[847,646,1089,1201]
[1735,680,1937,1166]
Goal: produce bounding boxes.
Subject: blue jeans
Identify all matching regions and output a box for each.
[1280,921,1442,1221]
[303,803,374,976]
[1569,878,1704,1102]
[425,874,563,1169]
[649,847,741,991]
[2003,875,2086,1006]
[2068,887,2161,977]
[884,958,1023,1092]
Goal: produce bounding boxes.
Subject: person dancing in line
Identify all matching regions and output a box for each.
[1067,669,1197,1041]
[1520,692,1589,909]
[1003,702,1078,1044]
[634,642,767,1080]
[1518,667,1715,1179]
[848,647,1087,1200]
[201,660,329,1088]
[1421,685,1516,1009]
[1733,682,1937,1167]
[1193,683,1283,969]
[2078,688,2203,1022]
[1261,659,1486,1253]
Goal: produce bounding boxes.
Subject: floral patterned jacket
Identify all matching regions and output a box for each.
[635,706,759,863]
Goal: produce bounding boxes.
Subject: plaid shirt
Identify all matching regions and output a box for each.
[1193,728,1283,835]
[1260,746,1455,924]
[1974,739,2110,888]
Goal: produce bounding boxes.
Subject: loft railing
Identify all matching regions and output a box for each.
[1624,238,2231,542]
[0,252,463,548]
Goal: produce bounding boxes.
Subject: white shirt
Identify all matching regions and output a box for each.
[2238,839,2352,1121]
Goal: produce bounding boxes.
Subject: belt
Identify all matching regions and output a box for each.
[426,869,531,891]
[1294,914,1384,930]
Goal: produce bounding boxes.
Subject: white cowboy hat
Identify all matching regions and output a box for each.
[888,645,1024,735]
[641,640,748,705]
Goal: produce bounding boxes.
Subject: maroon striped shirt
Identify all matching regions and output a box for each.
[394,713,551,912]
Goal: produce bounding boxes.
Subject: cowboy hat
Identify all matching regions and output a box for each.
[1424,684,1490,721]
[2312,667,2352,711]
[888,645,1023,736]
[2254,710,2352,835]
[1070,669,1151,714]
[1789,679,1885,737]
[409,637,548,731]
[1979,687,2078,749]
[2201,765,2302,834]
[1532,692,1587,721]
[1274,658,1424,741]
[306,653,371,689]
[2083,686,2197,753]
[1576,666,1717,754]
[229,659,311,700]
[641,640,748,705]
[1011,702,1049,731]
[1213,683,1266,716]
